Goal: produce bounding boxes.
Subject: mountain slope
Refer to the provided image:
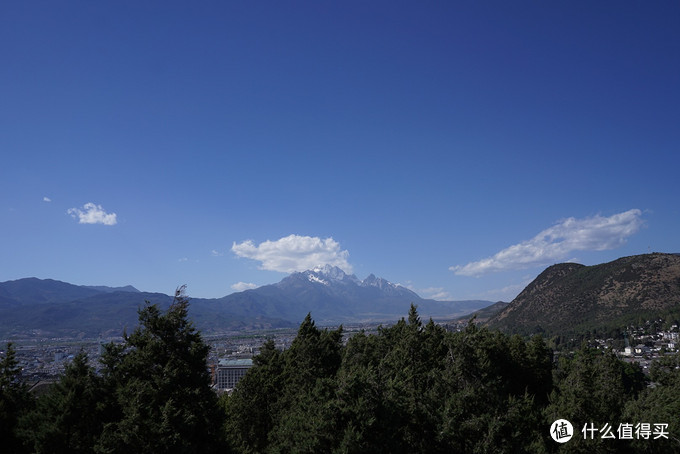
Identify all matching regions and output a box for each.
[212,265,490,323]
[487,253,680,335]
[0,278,293,338]
[452,301,510,323]
[0,278,107,305]
[0,269,491,338]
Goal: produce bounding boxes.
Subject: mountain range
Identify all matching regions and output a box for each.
[6,253,678,341]
[0,266,491,339]
[487,252,680,336]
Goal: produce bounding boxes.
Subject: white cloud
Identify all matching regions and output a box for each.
[476,281,533,302]
[43,197,51,202]
[401,284,452,301]
[451,209,644,276]
[421,287,453,301]
[232,234,353,274]
[67,203,117,225]
[231,282,258,292]
[211,250,223,257]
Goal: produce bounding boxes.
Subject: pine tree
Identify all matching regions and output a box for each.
[623,352,680,453]
[23,351,107,454]
[95,287,225,454]
[223,339,284,453]
[1,342,32,454]
[545,347,646,453]
[266,313,344,451]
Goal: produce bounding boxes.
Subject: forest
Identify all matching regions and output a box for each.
[1,291,679,453]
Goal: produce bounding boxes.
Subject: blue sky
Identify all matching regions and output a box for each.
[2,1,679,302]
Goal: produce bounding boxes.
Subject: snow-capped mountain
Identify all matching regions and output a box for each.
[0,273,493,338]
[275,265,417,300]
[215,265,490,324]
[292,265,361,287]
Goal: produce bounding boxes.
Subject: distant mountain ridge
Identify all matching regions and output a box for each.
[453,301,510,323]
[0,268,491,339]
[487,253,680,336]
[83,285,141,293]
[204,265,490,325]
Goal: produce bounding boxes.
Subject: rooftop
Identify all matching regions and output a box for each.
[218,358,253,367]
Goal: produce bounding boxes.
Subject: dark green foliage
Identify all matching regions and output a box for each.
[621,352,680,453]
[96,287,224,453]
[266,377,340,453]
[4,301,678,453]
[222,339,284,453]
[224,305,678,453]
[329,306,448,452]
[547,348,646,425]
[224,313,344,453]
[224,305,565,453]
[488,253,680,342]
[266,314,344,452]
[1,343,32,453]
[10,288,226,453]
[545,347,648,453]
[438,322,549,453]
[3,287,229,453]
[648,351,680,386]
[282,313,344,389]
[21,352,108,454]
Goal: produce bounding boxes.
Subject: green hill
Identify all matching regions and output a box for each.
[487,253,680,337]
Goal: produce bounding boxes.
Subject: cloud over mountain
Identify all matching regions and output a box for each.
[451,209,644,276]
[67,202,118,226]
[231,282,258,292]
[420,287,453,301]
[231,234,352,274]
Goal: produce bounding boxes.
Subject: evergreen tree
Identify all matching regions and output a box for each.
[374,305,446,452]
[439,322,547,452]
[23,351,107,454]
[334,306,451,452]
[224,306,644,453]
[333,331,394,453]
[623,352,680,453]
[0,342,32,454]
[266,313,344,451]
[95,287,224,454]
[524,334,554,405]
[225,313,346,453]
[545,347,646,453]
[265,377,340,453]
[282,313,343,389]
[223,339,284,453]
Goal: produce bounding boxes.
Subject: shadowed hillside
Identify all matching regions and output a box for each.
[488,253,680,336]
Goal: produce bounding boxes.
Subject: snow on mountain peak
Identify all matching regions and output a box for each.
[278,266,420,300]
[311,264,348,280]
[361,273,392,288]
[307,274,329,286]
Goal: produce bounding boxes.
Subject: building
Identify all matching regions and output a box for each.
[214,358,253,391]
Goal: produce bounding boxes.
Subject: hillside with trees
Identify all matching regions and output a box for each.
[488,253,680,338]
[2,292,679,452]
[0,268,491,339]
